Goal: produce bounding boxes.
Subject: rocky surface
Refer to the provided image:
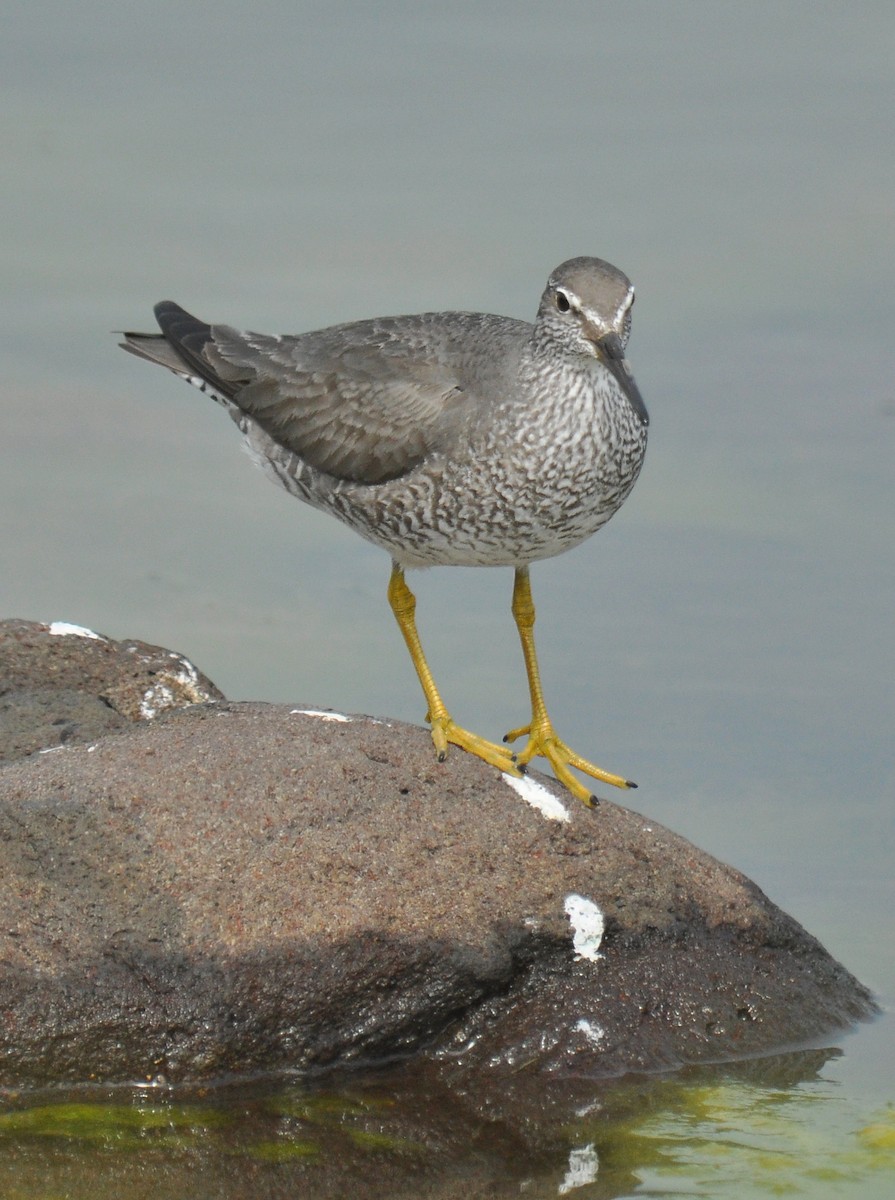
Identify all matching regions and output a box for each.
[0,620,876,1089]
[0,618,224,763]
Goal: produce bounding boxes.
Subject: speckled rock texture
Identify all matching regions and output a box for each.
[0,620,875,1088]
[0,618,224,763]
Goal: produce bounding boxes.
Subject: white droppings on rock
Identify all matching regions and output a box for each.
[140,684,175,719]
[558,1143,599,1193]
[564,893,605,961]
[502,773,570,823]
[47,622,105,641]
[37,745,65,755]
[574,1099,602,1119]
[139,653,216,719]
[291,708,351,723]
[573,1017,606,1047]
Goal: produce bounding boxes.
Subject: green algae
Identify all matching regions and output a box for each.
[570,1081,895,1197]
[0,1071,891,1196]
[241,1138,320,1163]
[0,1101,230,1152]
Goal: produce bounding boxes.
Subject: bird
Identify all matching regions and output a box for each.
[121,257,649,806]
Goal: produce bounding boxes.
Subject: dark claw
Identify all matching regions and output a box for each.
[588,794,601,808]
[502,734,510,743]
[437,751,447,762]
[625,779,638,789]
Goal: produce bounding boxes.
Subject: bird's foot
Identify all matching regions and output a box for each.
[504,720,636,808]
[427,713,520,774]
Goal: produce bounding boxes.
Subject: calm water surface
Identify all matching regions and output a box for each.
[2,2,893,1195]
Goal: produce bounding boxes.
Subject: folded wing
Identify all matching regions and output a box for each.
[123,302,529,485]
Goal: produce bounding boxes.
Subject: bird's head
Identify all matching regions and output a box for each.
[534,256,648,426]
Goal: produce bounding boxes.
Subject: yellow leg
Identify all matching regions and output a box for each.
[388,562,518,773]
[503,566,636,807]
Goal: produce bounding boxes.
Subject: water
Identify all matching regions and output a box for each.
[0,1054,893,1198]
[2,1,893,1194]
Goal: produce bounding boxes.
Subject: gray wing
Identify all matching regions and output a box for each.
[126,302,531,485]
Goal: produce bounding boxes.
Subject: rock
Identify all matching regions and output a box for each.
[0,618,225,763]
[0,623,876,1088]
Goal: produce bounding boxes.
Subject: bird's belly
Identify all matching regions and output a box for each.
[341,443,644,568]
[242,409,646,569]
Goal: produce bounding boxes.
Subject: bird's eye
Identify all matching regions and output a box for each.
[555,291,571,313]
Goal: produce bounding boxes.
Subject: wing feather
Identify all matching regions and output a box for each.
[204,312,528,483]
[127,303,530,485]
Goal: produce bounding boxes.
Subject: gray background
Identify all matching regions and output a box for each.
[2,0,893,1153]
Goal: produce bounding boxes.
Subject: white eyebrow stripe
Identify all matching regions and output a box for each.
[613,284,635,327]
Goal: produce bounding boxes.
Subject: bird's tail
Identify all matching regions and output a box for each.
[120,301,240,403]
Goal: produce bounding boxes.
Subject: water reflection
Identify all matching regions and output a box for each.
[2,1047,892,1199]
